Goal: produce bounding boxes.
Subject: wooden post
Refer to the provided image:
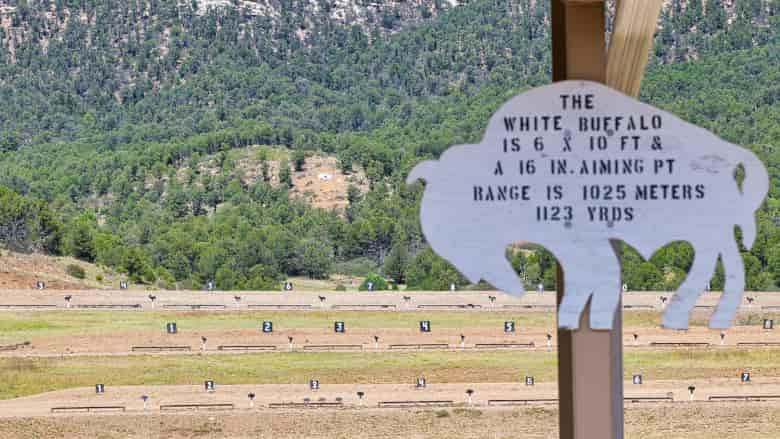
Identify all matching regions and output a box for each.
[551,2,624,439]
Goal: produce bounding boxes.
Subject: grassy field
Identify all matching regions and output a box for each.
[3,348,780,400]
[0,309,756,340]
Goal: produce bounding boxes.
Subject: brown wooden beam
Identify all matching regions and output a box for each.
[551,2,623,439]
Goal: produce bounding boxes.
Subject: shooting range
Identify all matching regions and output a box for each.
[0,2,777,438]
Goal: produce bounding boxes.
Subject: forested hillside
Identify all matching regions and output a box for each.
[0,0,778,291]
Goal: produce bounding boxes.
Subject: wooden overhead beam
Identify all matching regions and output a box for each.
[607,0,664,97]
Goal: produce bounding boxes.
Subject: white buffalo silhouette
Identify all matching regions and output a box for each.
[407,81,768,330]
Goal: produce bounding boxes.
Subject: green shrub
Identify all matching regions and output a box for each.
[95,274,103,282]
[434,410,450,418]
[66,264,86,279]
[359,272,388,291]
[334,283,347,291]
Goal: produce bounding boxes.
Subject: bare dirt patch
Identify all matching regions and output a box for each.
[0,403,779,438]
[0,251,120,290]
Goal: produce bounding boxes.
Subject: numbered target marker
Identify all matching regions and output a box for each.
[416,377,427,389]
[283,282,294,291]
[166,322,177,334]
[764,319,774,330]
[741,372,751,383]
[309,379,320,390]
[205,380,215,392]
[334,321,345,333]
[119,281,129,290]
[525,376,535,386]
[419,320,431,333]
[95,384,105,394]
[262,321,273,333]
[632,374,642,385]
[504,321,516,333]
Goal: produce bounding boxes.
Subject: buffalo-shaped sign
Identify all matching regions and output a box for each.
[408,81,767,330]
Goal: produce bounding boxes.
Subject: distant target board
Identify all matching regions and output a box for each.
[309,379,320,390]
[95,384,105,394]
[764,319,774,330]
[283,282,293,291]
[504,321,516,333]
[416,377,426,388]
[525,376,535,386]
[36,281,45,290]
[632,374,642,385]
[119,281,129,290]
[205,380,215,392]
[741,372,750,383]
[166,322,177,334]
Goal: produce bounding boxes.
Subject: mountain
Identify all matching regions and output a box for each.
[0,0,778,291]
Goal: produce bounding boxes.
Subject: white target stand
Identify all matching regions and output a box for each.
[357,391,365,407]
[248,392,256,408]
[141,395,149,410]
[687,386,696,402]
[466,389,474,406]
[288,336,294,352]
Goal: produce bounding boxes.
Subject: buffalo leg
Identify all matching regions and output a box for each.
[480,248,525,296]
[661,244,717,330]
[588,246,622,330]
[710,238,745,329]
[557,245,620,330]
